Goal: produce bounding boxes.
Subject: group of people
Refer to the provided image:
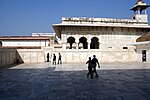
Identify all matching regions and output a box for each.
[53,53,62,65]
[48,53,100,79]
[86,55,100,79]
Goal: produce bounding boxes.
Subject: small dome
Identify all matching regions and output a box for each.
[136,35,150,42]
[135,0,147,6]
[136,0,144,4]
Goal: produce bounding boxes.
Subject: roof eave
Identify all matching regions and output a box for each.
[130,41,150,45]
[52,23,150,28]
[130,5,150,11]
[52,25,61,38]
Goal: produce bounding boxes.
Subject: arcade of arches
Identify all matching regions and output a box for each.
[66,36,99,49]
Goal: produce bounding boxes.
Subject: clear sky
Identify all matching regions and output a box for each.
[0,0,150,36]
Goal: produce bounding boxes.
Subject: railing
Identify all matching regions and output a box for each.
[0,46,41,49]
[62,17,136,25]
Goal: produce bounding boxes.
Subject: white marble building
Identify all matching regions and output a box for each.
[52,0,150,62]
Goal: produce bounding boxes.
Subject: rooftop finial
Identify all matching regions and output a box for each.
[136,0,144,4]
[138,0,143,2]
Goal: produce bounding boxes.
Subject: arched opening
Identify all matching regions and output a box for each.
[0,41,2,47]
[90,37,99,49]
[67,37,76,49]
[79,37,88,49]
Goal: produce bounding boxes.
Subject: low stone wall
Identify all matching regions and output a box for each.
[17,49,45,63]
[52,49,136,63]
[0,47,53,68]
[0,48,137,68]
[0,49,16,68]
[16,47,53,63]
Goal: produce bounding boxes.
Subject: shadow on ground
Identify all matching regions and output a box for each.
[0,66,150,100]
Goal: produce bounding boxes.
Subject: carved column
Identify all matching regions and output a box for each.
[88,42,90,49]
[75,39,79,49]
[138,8,140,15]
[87,35,91,49]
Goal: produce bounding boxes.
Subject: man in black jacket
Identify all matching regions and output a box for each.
[53,54,56,65]
[91,55,100,77]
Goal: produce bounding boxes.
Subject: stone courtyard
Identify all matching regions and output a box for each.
[0,62,150,100]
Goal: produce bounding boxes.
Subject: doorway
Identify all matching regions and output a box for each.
[90,37,99,49]
[67,37,75,49]
[142,50,146,62]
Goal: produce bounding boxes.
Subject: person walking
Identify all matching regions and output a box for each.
[58,53,62,64]
[91,55,100,77]
[53,54,56,65]
[86,57,93,79]
[47,53,50,62]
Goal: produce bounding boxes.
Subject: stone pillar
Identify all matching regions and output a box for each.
[87,36,91,49]
[75,39,79,49]
[138,8,140,15]
[145,9,147,15]
[88,43,90,49]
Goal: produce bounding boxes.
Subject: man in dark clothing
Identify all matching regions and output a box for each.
[86,57,93,79]
[91,55,100,77]
[58,53,62,64]
[53,54,56,65]
[47,53,50,62]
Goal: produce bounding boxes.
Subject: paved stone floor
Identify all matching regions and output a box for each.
[0,62,150,100]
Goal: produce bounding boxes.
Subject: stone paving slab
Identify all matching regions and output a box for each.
[0,62,150,100]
